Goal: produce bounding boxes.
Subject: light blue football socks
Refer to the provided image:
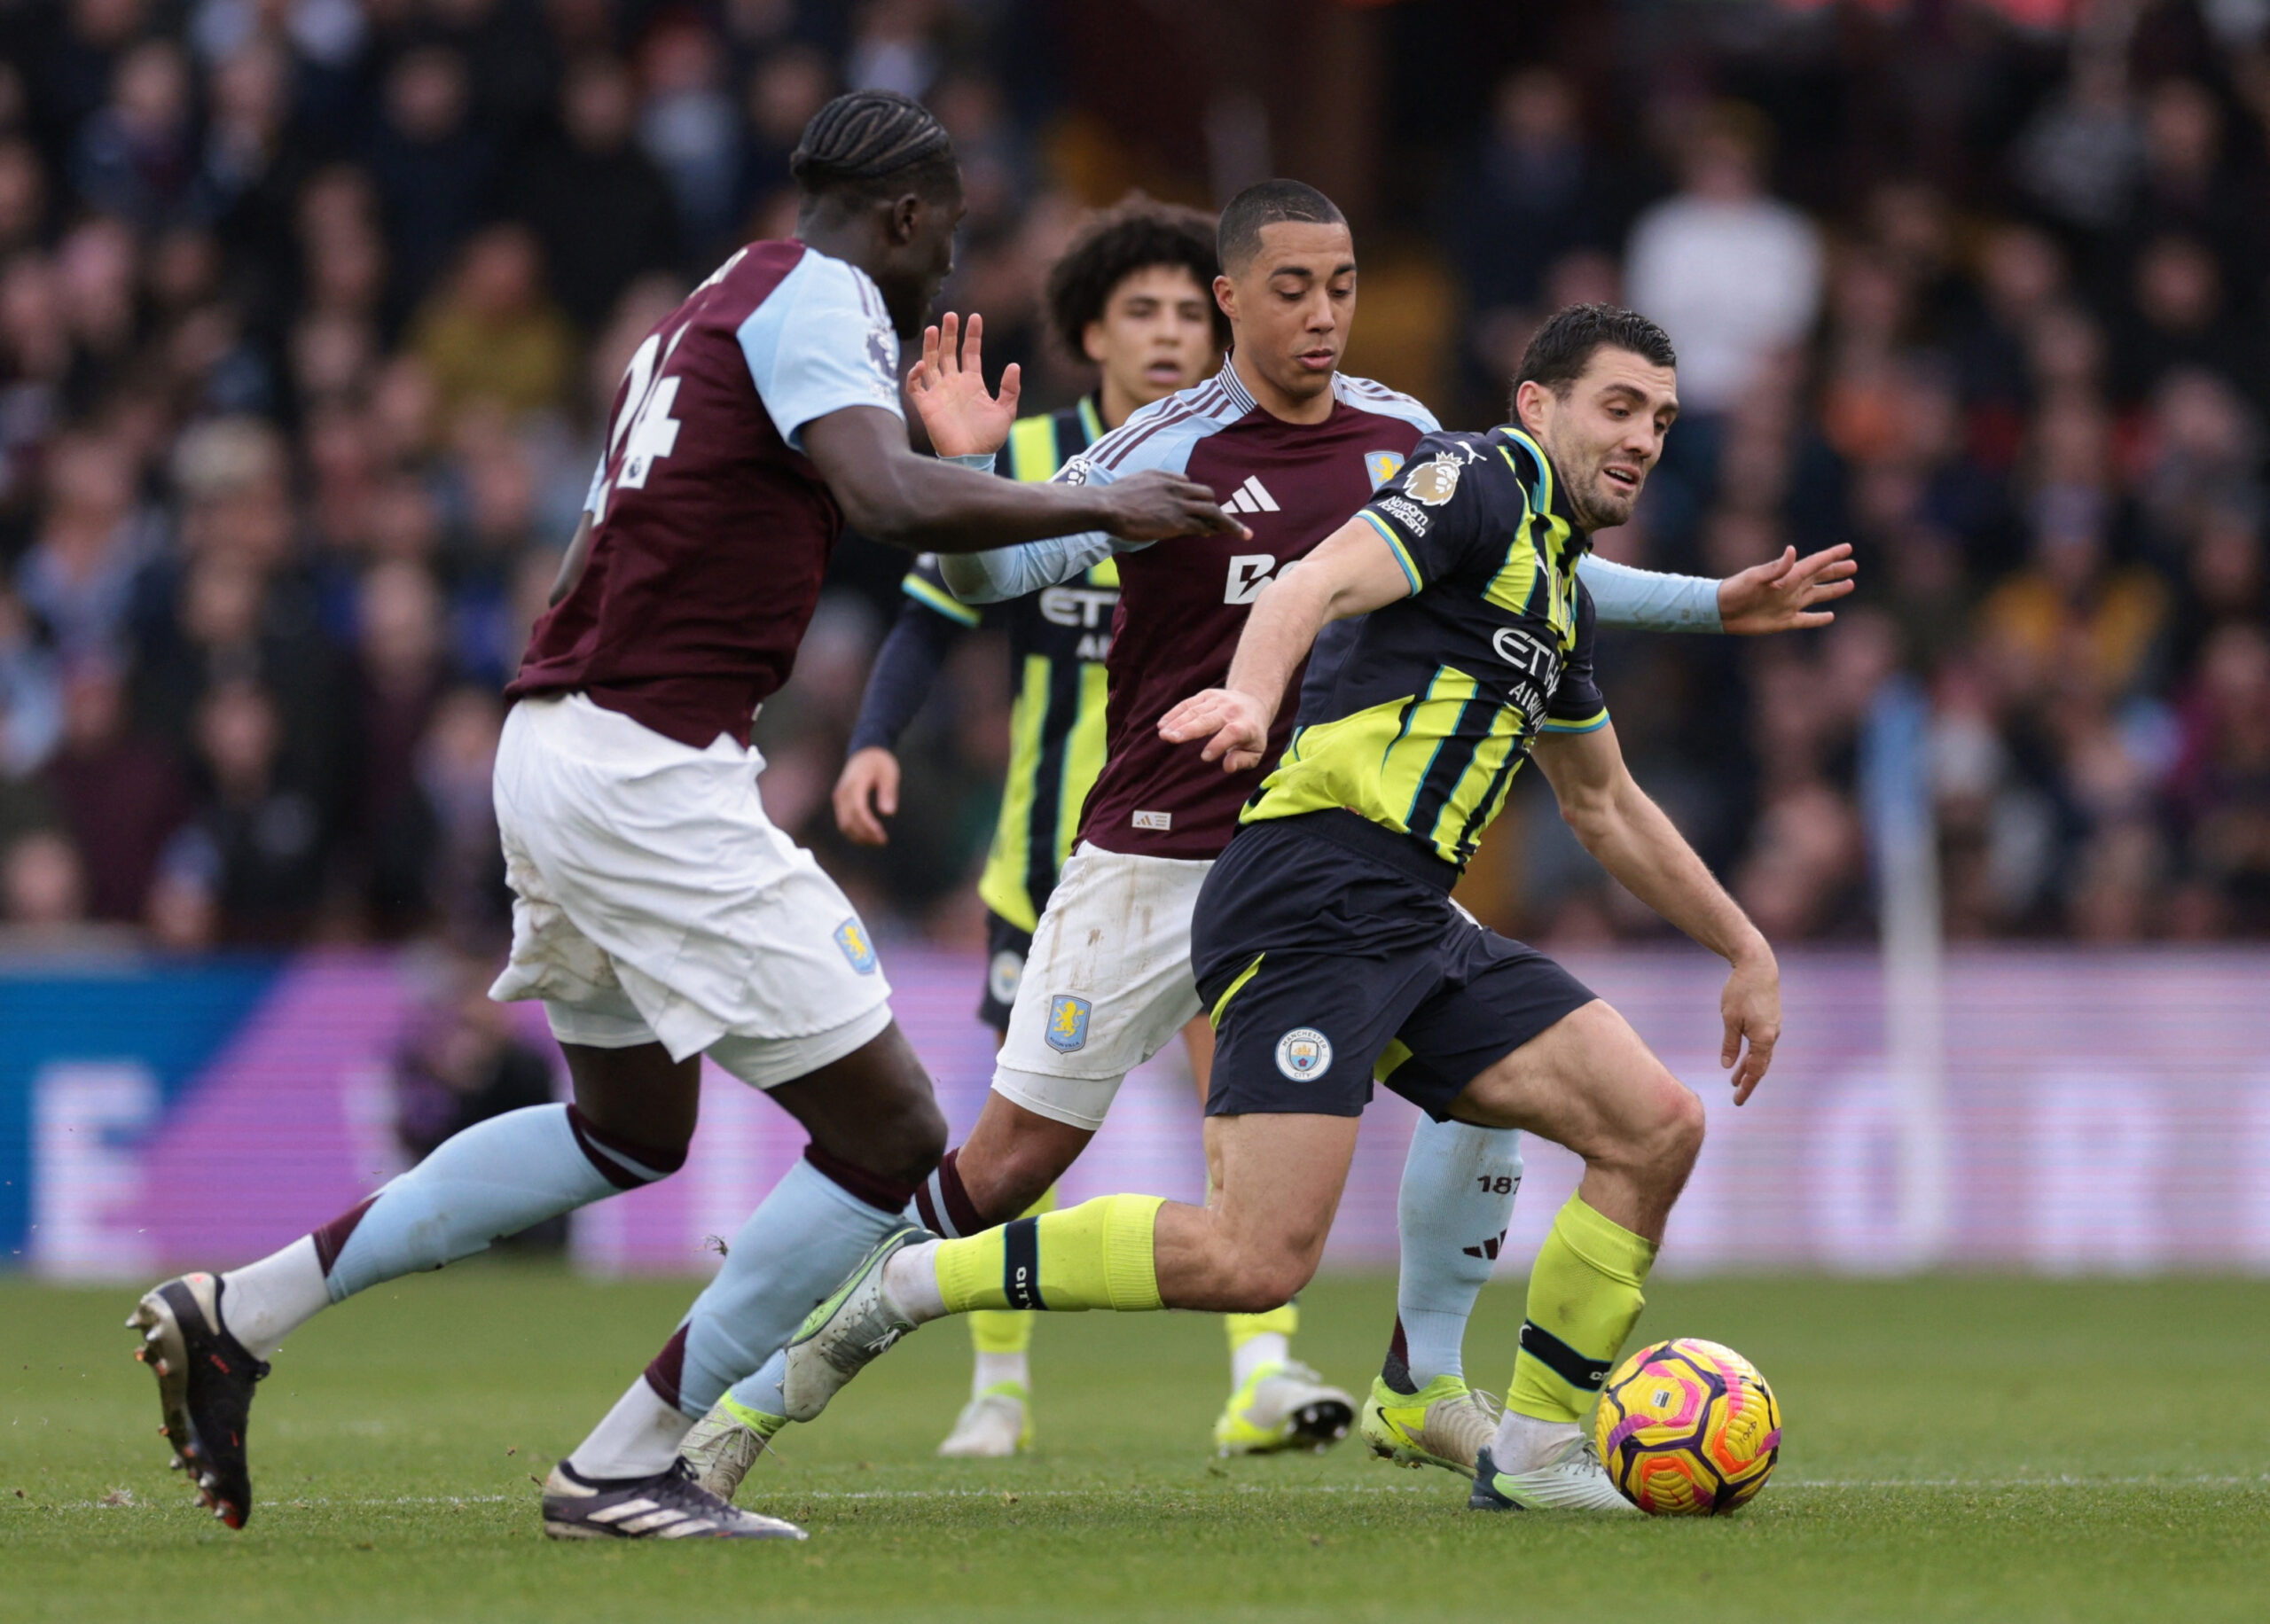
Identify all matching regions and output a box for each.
[1390,1115,1524,1390]
[664,1155,909,1419]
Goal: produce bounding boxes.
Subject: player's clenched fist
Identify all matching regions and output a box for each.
[1158,686,1273,772]
[1100,470,1248,542]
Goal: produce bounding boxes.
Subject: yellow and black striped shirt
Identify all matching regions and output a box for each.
[1242,426,1609,872]
[898,395,1119,931]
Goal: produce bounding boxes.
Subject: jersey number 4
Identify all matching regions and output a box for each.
[592,329,686,520]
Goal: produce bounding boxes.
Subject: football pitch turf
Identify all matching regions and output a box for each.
[3,1269,2264,1623]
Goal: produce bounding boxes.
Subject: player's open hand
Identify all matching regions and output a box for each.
[833,746,901,846]
[1717,543,1856,635]
[1101,470,1248,543]
[906,312,1019,458]
[1159,686,1273,772]
[1718,950,1781,1105]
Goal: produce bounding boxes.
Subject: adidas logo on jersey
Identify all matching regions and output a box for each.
[1221,475,1280,515]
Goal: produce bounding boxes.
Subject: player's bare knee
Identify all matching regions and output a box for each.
[1212,1243,1318,1313]
[1643,1081,1706,1184]
[1233,1258,1315,1314]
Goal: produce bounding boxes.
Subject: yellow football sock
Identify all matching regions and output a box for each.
[967,1188,1058,1355]
[1225,1302,1297,1354]
[935,1194,1164,1314]
[1507,1193,1657,1423]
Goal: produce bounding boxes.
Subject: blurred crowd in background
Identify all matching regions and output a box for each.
[1,0,2267,964]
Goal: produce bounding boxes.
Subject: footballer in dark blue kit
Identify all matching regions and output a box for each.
[763,302,1813,1522]
[1186,418,1614,1123]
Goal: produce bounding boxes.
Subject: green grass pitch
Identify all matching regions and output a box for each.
[3,1268,2265,1623]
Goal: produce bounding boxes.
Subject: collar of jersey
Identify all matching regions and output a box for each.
[1211,362,1365,424]
[1216,362,1261,417]
[1490,425,1591,564]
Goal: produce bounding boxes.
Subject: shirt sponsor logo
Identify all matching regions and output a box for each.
[1375,495,1430,535]
[988,949,1024,1008]
[1038,585,1118,628]
[1054,457,1094,486]
[1405,454,1463,506]
[1275,1027,1333,1081]
[1225,553,1298,605]
[1222,474,1280,515]
[1365,449,1406,488]
[1045,994,1092,1052]
[1132,809,1172,831]
[1491,625,1557,678]
[834,917,879,975]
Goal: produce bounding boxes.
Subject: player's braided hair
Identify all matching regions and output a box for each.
[1045,198,1228,360]
[1513,303,1677,402]
[790,90,958,202]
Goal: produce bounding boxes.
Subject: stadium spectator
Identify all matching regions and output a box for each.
[367,44,490,313]
[636,16,740,256]
[1624,102,1822,417]
[2,824,90,926]
[510,54,683,333]
[171,675,330,944]
[40,653,189,921]
[407,223,575,423]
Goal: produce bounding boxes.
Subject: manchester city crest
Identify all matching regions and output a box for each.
[988,949,1024,1008]
[1275,1027,1333,1081]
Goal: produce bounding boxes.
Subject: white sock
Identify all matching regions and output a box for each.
[973,1351,1029,1395]
[568,1377,697,1480]
[219,1237,330,1360]
[1490,1409,1581,1473]
[881,1240,947,1322]
[1394,1118,1522,1388]
[1230,1331,1288,1389]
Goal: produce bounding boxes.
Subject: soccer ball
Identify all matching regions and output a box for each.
[1592,1338,1781,1515]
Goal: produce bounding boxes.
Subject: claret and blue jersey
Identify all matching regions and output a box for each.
[1241,425,1610,873]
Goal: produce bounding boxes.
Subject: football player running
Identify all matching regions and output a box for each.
[815,200,1236,1460]
[683,190,1849,1495]
[123,90,1234,1542]
[779,301,1781,1516]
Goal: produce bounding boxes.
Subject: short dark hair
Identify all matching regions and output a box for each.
[1217,179,1345,275]
[1513,303,1677,403]
[791,90,958,203]
[1045,199,1227,361]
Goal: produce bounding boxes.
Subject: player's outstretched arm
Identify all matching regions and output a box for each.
[936,531,1117,605]
[1715,543,1856,634]
[802,406,1240,556]
[1532,722,1781,1104]
[1158,515,1414,772]
[1576,544,1855,635]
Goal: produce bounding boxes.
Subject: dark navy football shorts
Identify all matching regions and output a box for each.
[1190,812,1596,1120]
[978,909,1034,1033]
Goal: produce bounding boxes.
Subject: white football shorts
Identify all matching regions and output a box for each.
[489,693,892,1089]
[990,840,1211,1130]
